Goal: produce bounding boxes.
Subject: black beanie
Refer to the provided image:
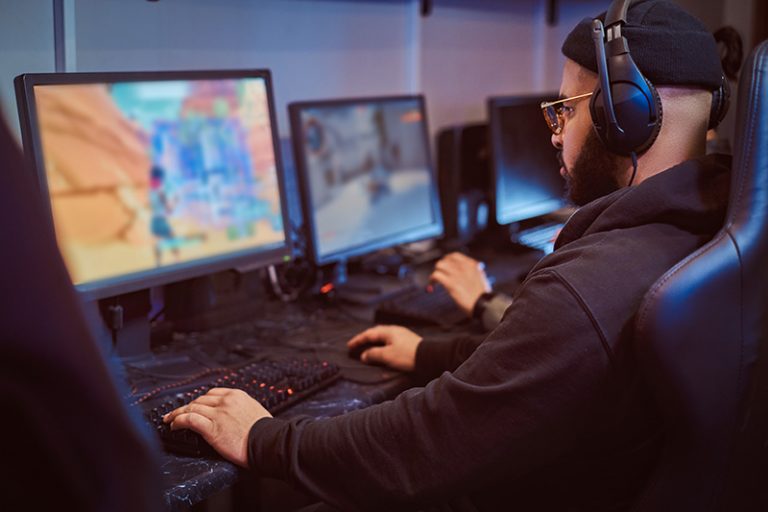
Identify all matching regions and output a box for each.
[561,0,723,90]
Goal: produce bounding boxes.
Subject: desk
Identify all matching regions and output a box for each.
[158,372,414,510]
[125,299,448,510]
[124,249,539,510]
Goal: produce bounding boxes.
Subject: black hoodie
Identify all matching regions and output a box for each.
[247,154,731,512]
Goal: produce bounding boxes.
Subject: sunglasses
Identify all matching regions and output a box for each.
[540,92,593,135]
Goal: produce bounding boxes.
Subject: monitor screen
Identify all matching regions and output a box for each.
[289,95,443,264]
[15,70,291,300]
[488,94,565,225]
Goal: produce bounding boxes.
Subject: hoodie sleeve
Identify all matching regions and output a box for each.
[411,293,514,382]
[412,335,485,382]
[247,270,614,511]
[479,292,514,330]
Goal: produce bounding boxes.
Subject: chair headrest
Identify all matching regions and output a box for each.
[728,40,768,246]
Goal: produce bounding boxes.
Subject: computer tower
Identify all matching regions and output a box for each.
[436,123,491,244]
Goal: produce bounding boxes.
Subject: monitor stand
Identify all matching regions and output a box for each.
[331,256,417,306]
[163,269,266,333]
[83,269,272,358]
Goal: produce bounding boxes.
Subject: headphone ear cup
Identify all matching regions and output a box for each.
[640,77,663,153]
[708,76,731,130]
[589,76,663,155]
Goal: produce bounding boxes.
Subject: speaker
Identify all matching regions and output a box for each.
[436,123,491,244]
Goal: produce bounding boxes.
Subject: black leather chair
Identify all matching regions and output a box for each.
[632,40,768,511]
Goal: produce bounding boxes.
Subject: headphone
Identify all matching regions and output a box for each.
[590,0,731,158]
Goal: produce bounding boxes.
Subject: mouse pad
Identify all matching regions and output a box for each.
[315,346,403,384]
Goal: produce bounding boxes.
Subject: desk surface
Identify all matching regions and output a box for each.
[159,376,413,510]
[124,299,429,510]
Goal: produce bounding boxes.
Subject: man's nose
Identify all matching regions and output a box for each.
[551,132,563,150]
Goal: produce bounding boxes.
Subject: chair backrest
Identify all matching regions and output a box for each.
[631,40,768,511]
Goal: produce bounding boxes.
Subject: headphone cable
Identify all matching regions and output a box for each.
[628,151,638,186]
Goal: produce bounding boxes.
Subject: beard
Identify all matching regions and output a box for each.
[561,129,626,206]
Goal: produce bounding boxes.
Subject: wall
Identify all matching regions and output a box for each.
[419,0,606,132]
[0,0,609,141]
[0,0,55,132]
[675,0,751,143]
[0,0,750,145]
[419,0,549,131]
[72,0,419,137]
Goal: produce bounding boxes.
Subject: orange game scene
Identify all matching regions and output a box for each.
[33,78,285,286]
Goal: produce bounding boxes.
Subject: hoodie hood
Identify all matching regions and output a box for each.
[556,154,731,250]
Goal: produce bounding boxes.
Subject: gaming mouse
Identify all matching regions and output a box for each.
[348,341,385,361]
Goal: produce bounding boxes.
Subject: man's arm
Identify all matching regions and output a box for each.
[412,334,485,381]
[430,252,514,331]
[168,271,614,510]
[430,252,492,316]
[345,324,485,381]
[473,292,514,331]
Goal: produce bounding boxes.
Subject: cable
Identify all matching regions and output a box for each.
[149,306,165,324]
[628,151,639,187]
[268,264,302,302]
[128,354,272,405]
[106,299,124,356]
[128,366,231,405]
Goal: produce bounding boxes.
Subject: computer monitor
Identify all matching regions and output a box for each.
[488,94,565,225]
[289,95,443,266]
[15,70,291,300]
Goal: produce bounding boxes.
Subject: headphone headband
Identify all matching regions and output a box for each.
[605,0,631,28]
[591,20,619,130]
[589,0,661,157]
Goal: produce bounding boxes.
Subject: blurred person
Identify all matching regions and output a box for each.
[0,111,162,510]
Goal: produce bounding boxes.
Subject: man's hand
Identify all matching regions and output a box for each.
[163,388,272,467]
[347,325,423,372]
[430,252,492,315]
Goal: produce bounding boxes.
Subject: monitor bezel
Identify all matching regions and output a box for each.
[14,69,292,301]
[289,94,444,266]
[488,93,565,226]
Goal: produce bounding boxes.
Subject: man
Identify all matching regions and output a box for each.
[165,1,731,509]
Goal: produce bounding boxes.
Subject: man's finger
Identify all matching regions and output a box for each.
[360,346,388,365]
[430,268,449,281]
[452,252,476,264]
[445,252,467,263]
[163,404,188,424]
[189,395,222,407]
[438,252,464,265]
[163,402,217,424]
[204,387,238,396]
[430,269,453,290]
[347,328,376,348]
[170,412,215,436]
[434,259,456,274]
[348,325,390,347]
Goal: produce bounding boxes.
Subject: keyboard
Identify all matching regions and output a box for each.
[133,358,340,457]
[512,222,563,254]
[374,285,468,327]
